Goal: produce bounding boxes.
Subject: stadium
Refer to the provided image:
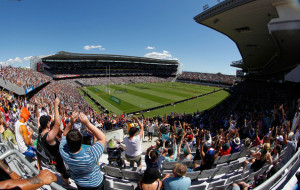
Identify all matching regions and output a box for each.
[0,0,300,190]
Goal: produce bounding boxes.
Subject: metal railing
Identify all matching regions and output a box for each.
[254,148,300,190]
[0,149,65,190]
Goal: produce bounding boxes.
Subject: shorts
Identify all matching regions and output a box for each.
[23,146,37,158]
[148,132,153,138]
[125,154,141,166]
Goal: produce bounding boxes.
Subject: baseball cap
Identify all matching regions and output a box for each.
[276,135,283,142]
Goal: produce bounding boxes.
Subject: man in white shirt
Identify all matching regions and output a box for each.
[123,116,144,168]
[147,120,156,142]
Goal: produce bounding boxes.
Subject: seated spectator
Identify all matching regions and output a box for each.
[198,139,220,171]
[179,140,193,161]
[164,138,178,162]
[157,122,171,147]
[231,182,249,190]
[243,143,273,173]
[145,143,166,171]
[123,116,144,169]
[15,107,37,159]
[107,138,126,168]
[220,141,231,156]
[231,137,241,154]
[137,168,169,190]
[162,163,191,190]
[0,159,57,189]
[59,112,106,190]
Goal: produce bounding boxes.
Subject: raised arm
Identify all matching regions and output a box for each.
[63,111,79,136]
[46,98,60,143]
[134,116,144,139]
[34,98,40,129]
[79,112,107,146]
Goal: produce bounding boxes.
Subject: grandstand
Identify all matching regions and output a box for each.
[0,0,300,190]
[35,51,179,79]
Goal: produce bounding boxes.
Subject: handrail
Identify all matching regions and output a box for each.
[0,149,66,190]
[254,147,300,190]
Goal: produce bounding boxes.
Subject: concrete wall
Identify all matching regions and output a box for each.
[0,78,26,95]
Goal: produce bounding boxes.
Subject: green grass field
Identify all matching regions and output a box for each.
[80,82,230,117]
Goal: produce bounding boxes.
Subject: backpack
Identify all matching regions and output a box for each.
[36,132,55,165]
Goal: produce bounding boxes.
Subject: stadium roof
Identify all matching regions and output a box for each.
[194,0,300,75]
[42,51,179,65]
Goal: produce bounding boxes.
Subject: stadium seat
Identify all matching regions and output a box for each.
[104,165,123,178]
[181,160,193,168]
[162,161,179,170]
[207,179,226,189]
[188,184,206,190]
[185,171,200,181]
[112,181,134,190]
[198,168,216,180]
[229,161,243,173]
[218,154,231,164]
[239,149,248,158]
[121,169,142,181]
[225,174,242,185]
[209,184,231,190]
[228,152,240,162]
[213,165,231,178]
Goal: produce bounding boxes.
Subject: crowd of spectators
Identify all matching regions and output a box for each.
[77,76,174,86]
[0,77,299,190]
[178,71,236,85]
[0,66,52,89]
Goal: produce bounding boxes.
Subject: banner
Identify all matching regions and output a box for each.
[110,96,121,105]
[25,86,34,94]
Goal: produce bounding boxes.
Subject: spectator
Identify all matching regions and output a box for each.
[164,138,178,162]
[230,137,241,154]
[243,143,273,173]
[107,138,126,168]
[59,112,106,190]
[145,143,166,171]
[147,119,156,142]
[15,107,36,159]
[123,116,144,169]
[162,163,191,190]
[38,98,70,186]
[137,168,169,190]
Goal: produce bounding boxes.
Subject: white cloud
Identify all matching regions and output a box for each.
[84,45,105,51]
[0,56,33,67]
[24,56,33,61]
[146,46,155,50]
[144,50,178,60]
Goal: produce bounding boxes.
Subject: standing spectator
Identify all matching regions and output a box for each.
[59,112,106,190]
[15,107,36,159]
[38,98,70,186]
[162,163,191,190]
[147,119,156,142]
[124,116,144,169]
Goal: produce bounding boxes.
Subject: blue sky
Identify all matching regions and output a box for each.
[0,0,242,75]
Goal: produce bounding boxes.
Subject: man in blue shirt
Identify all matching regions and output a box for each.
[59,112,106,190]
[163,163,191,190]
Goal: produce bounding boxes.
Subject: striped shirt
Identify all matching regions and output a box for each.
[59,137,104,188]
